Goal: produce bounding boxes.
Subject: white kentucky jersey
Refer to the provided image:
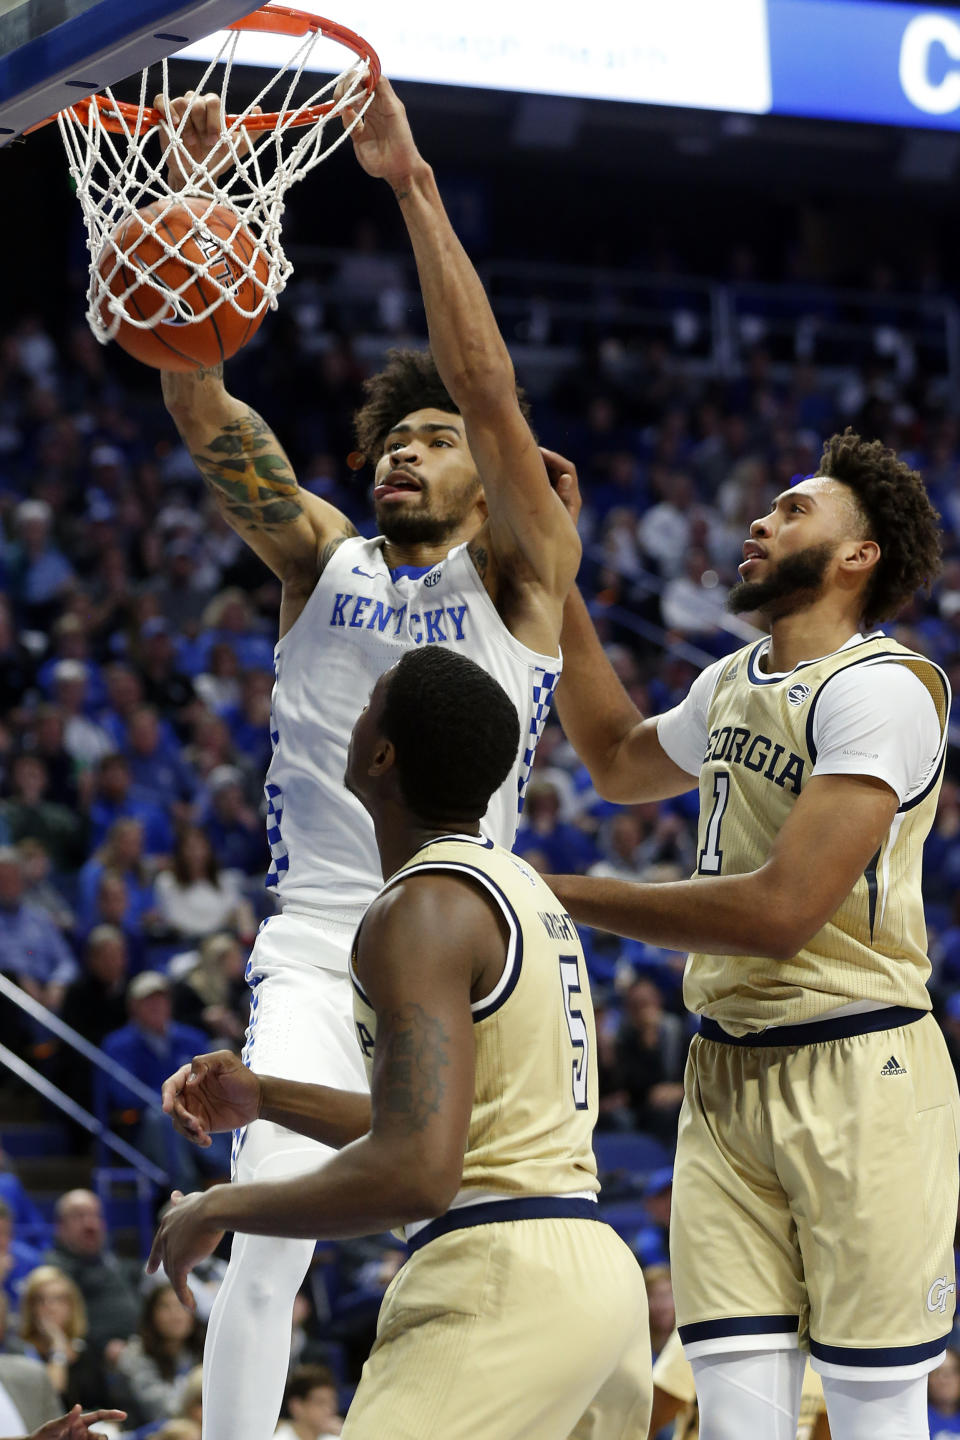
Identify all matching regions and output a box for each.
[262,534,561,943]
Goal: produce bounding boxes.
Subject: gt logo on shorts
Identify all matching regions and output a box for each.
[926,1277,956,1313]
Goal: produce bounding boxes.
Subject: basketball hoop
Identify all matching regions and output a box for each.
[42,5,380,352]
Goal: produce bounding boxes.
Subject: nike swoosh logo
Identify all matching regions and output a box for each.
[352,567,379,580]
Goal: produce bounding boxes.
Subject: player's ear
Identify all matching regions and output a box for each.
[841,538,881,575]
[369,736,396,778]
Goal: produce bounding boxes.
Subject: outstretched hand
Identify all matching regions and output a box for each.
[30,1405,127,1440]
[146,1189,224,1310]
[337,76,423,188]
[162,1050,261,1148]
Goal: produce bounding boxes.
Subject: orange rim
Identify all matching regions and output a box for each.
[28,5,380,136]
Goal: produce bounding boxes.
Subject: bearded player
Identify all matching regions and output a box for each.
[158,79,579,1440]
[549,435,956,1440]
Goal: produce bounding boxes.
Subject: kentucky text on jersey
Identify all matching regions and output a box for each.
[704,725,805,794]
[330,593,469,643]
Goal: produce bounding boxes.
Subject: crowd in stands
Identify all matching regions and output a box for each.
[2,207,960,1434]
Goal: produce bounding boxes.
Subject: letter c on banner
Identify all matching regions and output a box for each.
[900,12,960,116]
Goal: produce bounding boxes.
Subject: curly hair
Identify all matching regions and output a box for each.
[819,428,942,624]
[352,348,531,466]
[380,647,520,822]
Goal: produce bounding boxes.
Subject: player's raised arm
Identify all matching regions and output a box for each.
[554,585,699,803]
[158,93,357,598]
[345,79,580,607]
[161,365,356,588]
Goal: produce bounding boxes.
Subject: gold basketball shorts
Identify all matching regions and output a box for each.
[670,1007,960,1381]
[340,1198,651,1439]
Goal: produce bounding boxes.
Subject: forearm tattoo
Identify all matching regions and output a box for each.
[377,1002,449,1134]
[191,407,305,532]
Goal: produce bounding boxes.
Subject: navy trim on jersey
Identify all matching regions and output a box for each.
[389,563,436,582]
[746,633,884,689]
[407,1196,602,1254]
[699,1006,926,1048]
[864,846,881,939]
[679,1315,799,1345]
[809,1334,950,1367]
[385,859,524,1021]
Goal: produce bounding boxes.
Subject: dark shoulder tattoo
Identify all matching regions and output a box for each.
[375,1001,449,1134]
[317,523,360,576]
[191,406,304,533]
[467,539,489,581]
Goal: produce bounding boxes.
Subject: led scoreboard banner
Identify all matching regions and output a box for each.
[5,0,960,148]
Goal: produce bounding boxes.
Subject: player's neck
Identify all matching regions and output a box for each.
[372,804,482,879]
[381,518,477,571]
[765,605,865,674]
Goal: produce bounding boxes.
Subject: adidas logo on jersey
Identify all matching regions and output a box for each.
[880,1055,907,1076]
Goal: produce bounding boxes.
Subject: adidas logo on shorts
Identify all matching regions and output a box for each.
[880,1054,907,1076]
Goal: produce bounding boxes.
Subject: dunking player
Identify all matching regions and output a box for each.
[151,648,651,1439]
[158,81,580,1440]
[548,434,958,1439]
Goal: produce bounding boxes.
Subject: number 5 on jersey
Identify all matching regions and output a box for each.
[559,954,589,1110]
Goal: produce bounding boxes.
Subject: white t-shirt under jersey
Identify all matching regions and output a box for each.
[657,632,942,805]
[262,535,561,944]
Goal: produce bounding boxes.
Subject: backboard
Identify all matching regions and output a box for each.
[0,0,257,146]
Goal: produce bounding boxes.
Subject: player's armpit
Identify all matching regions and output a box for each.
[161,368,356,584]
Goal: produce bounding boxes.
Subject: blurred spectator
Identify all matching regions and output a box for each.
[0,1297,62,1432]
[929,1347,960,1438]
[199,768,266,876]
[170,933,247,1047]
[514,781,596,874]
[51,664,113,770]
[0,1200,42,1306]
[0,1152,46,1247]
[76,818,158,938]
[0,596,37,709]
[0,755,86,872]
[5,501,74,628]
[24,708,79,811]
[275,1363,343,1440]
[96,667,145,753]
[87,756,173,859]
[113,1284,204,1427]
[16,840,74,933]
[100,973,229,1189]
[630,1168,673,1270]
[0,847,78,1011]
[222,670,273,775]
[18,1266,114,1410]
[153,828,254,943]
[193,644,241,715]
[60,927,129,1049]
[43,1192,140,1359]
[134,620,197,727]
[660,548,730,636]
[194,591,274,675]
[643,1264,676,1362]
[614,979,687,1142]
[123,708,196,816]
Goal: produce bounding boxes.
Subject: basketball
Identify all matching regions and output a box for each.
[96,197,269,371]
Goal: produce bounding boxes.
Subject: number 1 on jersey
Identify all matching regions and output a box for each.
[698,771,730,874]
[559,954,589,1110]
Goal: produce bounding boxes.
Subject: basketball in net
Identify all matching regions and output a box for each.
[38,9,380,369]
[97,197,269,370]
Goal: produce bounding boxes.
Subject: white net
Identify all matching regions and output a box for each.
[56,9,377,346]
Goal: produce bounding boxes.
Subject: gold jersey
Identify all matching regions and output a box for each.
[684,635,948,1034]
[350,833,600,1201]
